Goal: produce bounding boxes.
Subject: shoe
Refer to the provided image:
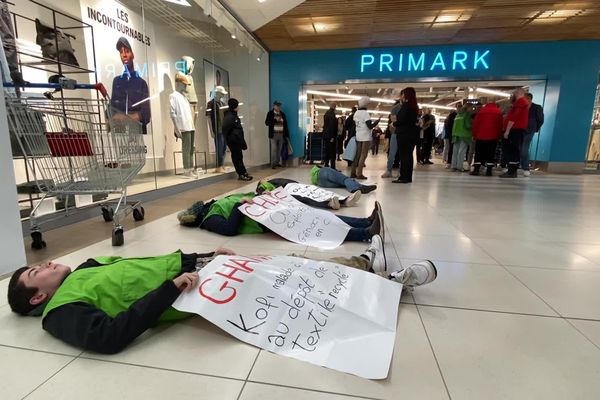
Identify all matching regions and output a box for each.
[499,171,516,178]
[350,173,358,178]
[485,166,493,176]
[238,174,253,181]
[216,166,227,173]
[367,211,382,239]
[523,170,531,177]
[392,178,411,184]
[356,175,368,180]
[390,260,437,289]
[272,165,277,169]
[276,163,284,168]
[368,203,378,222]
[183,169,197,178]
[364,234,386,273]
[359,184,377,194]
[328,197,341,210]
[344,190,361,207]
[424,160,434,165]
[375,201,385,243]
[381,171,392,178]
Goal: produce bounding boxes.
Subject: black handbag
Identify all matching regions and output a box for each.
[35,18,79,66]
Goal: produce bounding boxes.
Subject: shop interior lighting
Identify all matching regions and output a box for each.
[475,87,512,98]
[164,0,191,6]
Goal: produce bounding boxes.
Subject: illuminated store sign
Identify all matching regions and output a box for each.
[360,50,490,73]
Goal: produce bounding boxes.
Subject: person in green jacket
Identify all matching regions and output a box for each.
[450,104,475,172]
[6,241,437,354]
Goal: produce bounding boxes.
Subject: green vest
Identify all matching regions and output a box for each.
[258,181,276,192]
[452,111,473,141]
[311,166,320,185]
[202,193,263,234]
[43,252,191,322]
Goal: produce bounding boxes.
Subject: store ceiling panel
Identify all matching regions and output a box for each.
[221,0,305,31]
[254,0,600,50]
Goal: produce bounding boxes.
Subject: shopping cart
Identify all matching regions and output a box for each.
[4,81,146,248]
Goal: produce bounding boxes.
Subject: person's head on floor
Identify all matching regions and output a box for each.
[8,261,71,316]
[526,93,534,104]
[116,37,134,69]
[358,96,369,109]
[273,100,281,112]
[228,98,239,111]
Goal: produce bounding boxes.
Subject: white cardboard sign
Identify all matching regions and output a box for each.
[284,183,347,202]
[172,255,402,379]
[239,187,351,249]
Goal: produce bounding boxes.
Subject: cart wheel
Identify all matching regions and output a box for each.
[112,227,124,246]
[132,206,145,221]
[101,206,114,222]
[31,231,47,250]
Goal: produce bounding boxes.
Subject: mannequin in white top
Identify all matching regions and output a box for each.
[170,72,196,178]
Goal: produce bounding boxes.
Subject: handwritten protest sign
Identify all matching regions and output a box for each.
[239,187,351,249]
[284,183,347,202]
[172,255,402,379]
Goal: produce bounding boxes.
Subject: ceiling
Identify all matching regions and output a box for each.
[221,0,305,31]
[254,0,600,51]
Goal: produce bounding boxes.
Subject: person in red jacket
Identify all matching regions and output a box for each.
[500,88,530,178]
[470,102,504,176]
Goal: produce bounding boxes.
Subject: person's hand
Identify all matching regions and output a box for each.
[173,272,199,292]
[240,197,254,204]
[503,130,509,139]
[214,247,236,256]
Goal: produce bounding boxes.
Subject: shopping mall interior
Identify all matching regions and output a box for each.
[1,1,600,399]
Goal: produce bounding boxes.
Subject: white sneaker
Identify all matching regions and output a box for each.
[390,260,437,289]
[183,169,197,178]
[523,170,531,177]
[328,197,341,210]
[344,190,361,207]
[364,234,386,273]
[381,171,392,178]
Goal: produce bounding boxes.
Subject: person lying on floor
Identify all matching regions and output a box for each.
[310,165,377,194]
[7,236,437,354]
[256,178,361,210]
[177,195,384,243]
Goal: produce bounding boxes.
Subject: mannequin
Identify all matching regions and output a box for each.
[170,72,196,178]
[206,85,228,173]
[180,56,197,104]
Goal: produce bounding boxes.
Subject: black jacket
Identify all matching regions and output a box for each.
[344,113,356,143]
[323,108,338,140]
[528,103,544,134]
[265,109,290,138]
[444,111,457,140]
[42,252,214,354]
[222,110,247,149]
[394,103,419,139]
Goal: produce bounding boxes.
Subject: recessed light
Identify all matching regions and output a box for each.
[231,34,236,39]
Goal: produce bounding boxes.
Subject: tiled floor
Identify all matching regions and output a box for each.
[2,155,600,399]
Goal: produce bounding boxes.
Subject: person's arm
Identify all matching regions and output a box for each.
[221,114,233,140]
[265,111,272,127]
[365,118,380,129]
[42,279,188,354]
[536,105,545,132]
[283,112,290,138]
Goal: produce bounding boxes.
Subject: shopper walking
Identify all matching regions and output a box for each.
[451,104,474,172]
[470,102,503,176]
[521,93,544,176]
[392,88,419,184]
[337,117,346,161]
[222,98,252,181]
[500,88,530,178]
[323,101,338,169]
[351,96,380,179]
[420,108,436,164]
[265,100,289,169]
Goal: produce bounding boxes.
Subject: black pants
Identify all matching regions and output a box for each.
[474,140,498,165]
[502,129,525,167]
[398,135,417,181]
[421,134,434,162]
[228,144,247,176]
[446,140,454,164]
[323,139,337,169]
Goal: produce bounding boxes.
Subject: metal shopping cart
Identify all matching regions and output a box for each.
[4,81,146,248]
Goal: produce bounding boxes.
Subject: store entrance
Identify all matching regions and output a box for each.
[302,79,547,167]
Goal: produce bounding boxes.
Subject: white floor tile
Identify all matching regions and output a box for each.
[0,279,8,307]
[569,244,600,265]
[419,307,600,400]
[508,267,600,319]
[569,319,600,348]
[249,305,448,400]
[0,346,74,399]
[239,383,374,400]
[392,233,498,264]
[27,357,244,400]
[83,317,259,379]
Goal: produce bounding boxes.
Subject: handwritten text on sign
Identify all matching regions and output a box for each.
[239,187,350,249]
[284,183,347,203]
[172,255,402,379]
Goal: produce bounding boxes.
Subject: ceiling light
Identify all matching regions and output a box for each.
[419,103,456,110]
[258,0,266,3]
[231,34,236,39]
[164,0,191,6]
[476,88,511,98]
[307,90,361,100]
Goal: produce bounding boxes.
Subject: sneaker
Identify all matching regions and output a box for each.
[389,260,437,289]
[523,170,531,177]
[328,197,341,210]
[367,211,382,239]
[217,166,227,173]
[356,175,368,180]
[344,190,361,207]
[424,160,434,165]
[376,201,385,242]
[360,184,377,194]
[238,174,253,181]
[381,171,392,178]
[364,234,386,273]
[368,203,378,222]
[183,169,197,178]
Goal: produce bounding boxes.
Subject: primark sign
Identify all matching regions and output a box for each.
[360,49,491,73]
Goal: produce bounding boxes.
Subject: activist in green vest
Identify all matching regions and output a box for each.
[309,165,377,194]
[177,191,383,243]
[450,104,475,172]
[7,240,438,354]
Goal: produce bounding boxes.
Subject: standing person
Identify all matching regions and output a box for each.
[222,98,252,181]
[371,125,382,155]
[265,100,290,169]
[443,104,460,168]
[336,117,346,161]
[470,102,503,176]
[352,96,380,179]
[322,102,338,169]
[382,100,402,178]
[451,104,474,172]
[111,37,151,134]
[421,108,436,164]
[521,93,544,177]
[392,88,419,184]
[500,88,530,178]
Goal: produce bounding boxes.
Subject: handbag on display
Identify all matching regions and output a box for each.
[35,18,79,66]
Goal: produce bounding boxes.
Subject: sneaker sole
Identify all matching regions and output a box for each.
[376,201,384,242]
[425,259,438,283]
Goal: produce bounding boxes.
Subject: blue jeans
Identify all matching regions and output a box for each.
[215,133,226,167]
[521,132,534,171]
[338,215,372,242]
[386,134,398,172]
[317,167,362,193]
